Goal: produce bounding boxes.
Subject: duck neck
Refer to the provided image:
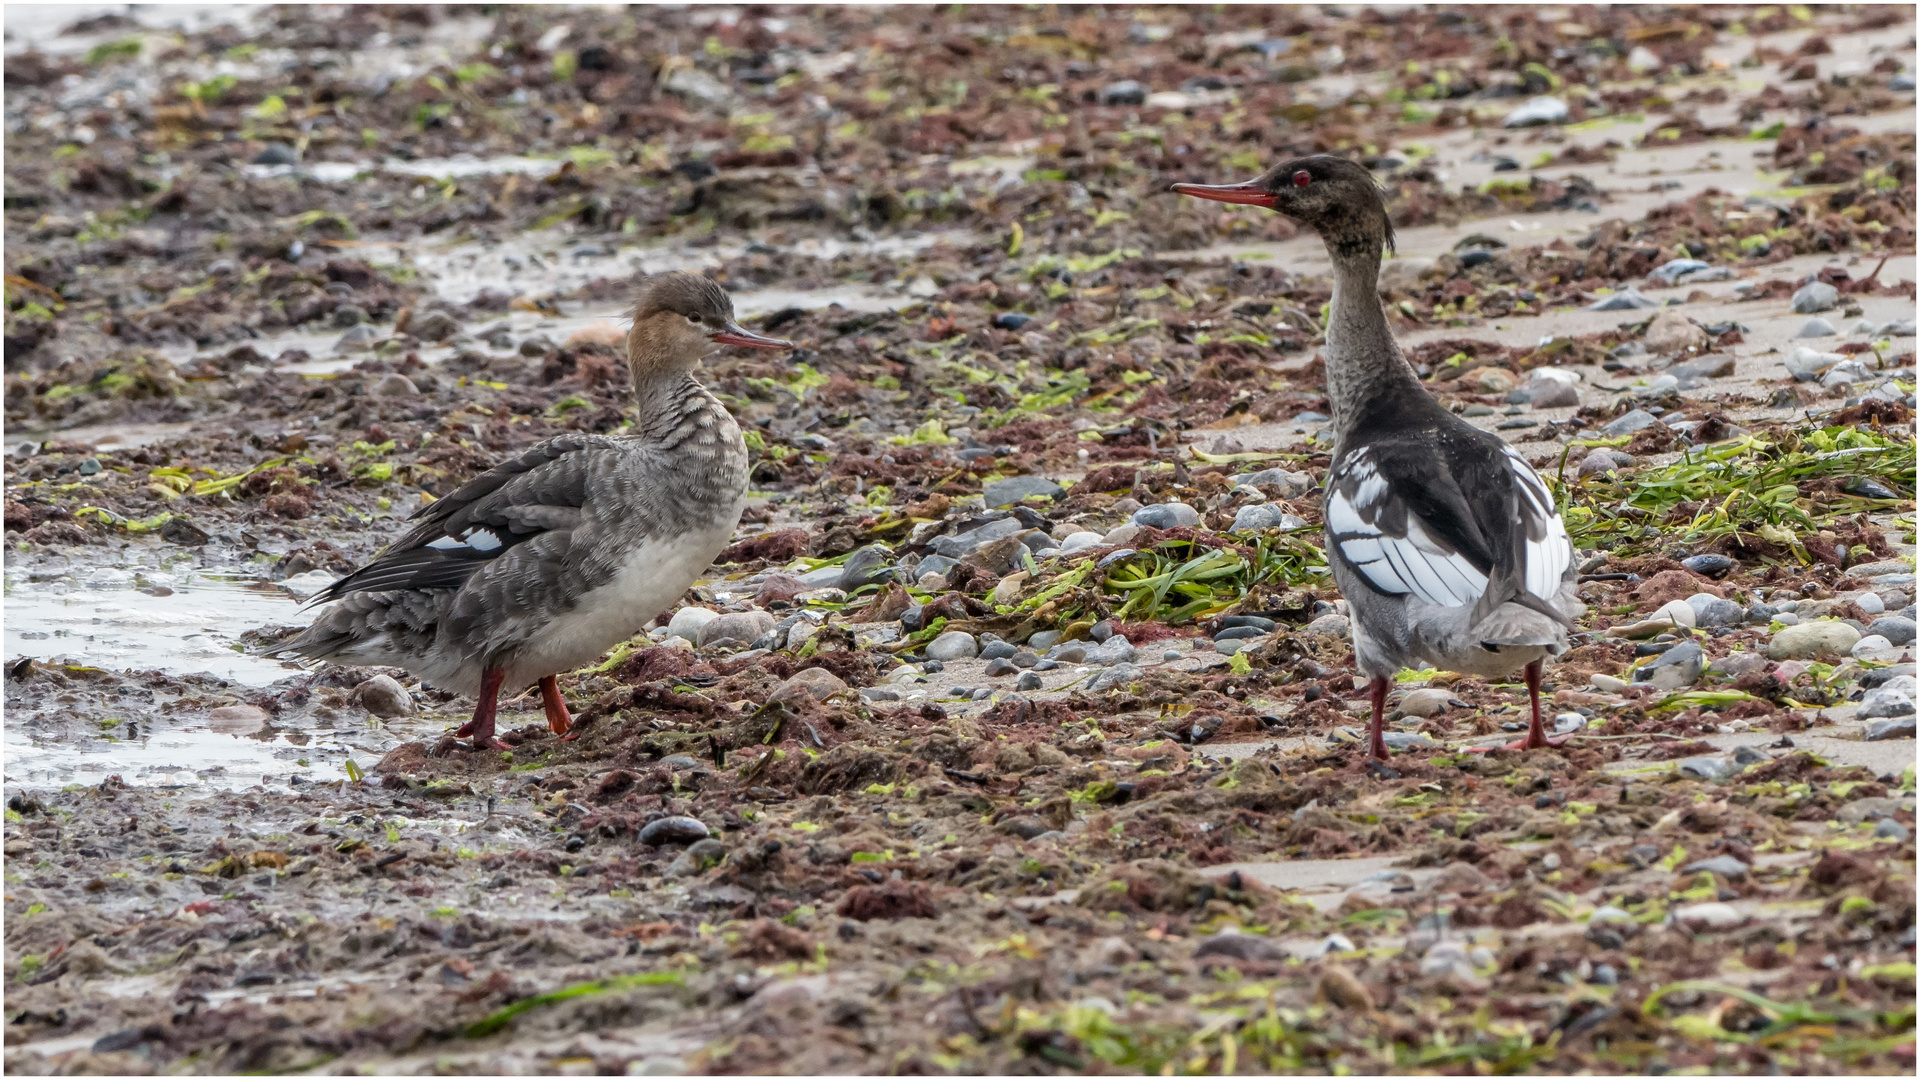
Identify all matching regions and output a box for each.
[1323,241,1427,438]
[630,365,734,453]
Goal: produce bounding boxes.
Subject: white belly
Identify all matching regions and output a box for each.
[501,525,736,686]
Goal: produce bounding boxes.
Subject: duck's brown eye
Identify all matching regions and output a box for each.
[1293,170,1312,187]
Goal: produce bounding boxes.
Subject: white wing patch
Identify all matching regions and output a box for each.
[1501,445,1572,597]
[428,527,505,554]
[1327,448,1491,609]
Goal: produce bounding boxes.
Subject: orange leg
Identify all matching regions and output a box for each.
[540,675,574,739]
[1467,659,1567,753]
[453,668,511,751]
[1365,675,1390,761]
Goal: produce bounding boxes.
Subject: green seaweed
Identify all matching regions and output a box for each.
[463,970,684,1038]
[1557,426,1915,559]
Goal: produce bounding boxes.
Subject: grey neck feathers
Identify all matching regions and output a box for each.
[631,371,738,455]
[625,371,749,522]
[1323,241,1426,438]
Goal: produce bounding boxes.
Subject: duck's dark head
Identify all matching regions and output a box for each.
[628,270,791,375]
[1172,155,1394,258]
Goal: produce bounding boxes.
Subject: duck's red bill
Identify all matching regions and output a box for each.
[711,322,792,350]
[1170,181,1277,208]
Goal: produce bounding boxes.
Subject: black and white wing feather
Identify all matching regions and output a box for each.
[1324,433,1571,627]
[307,434,610,607]
[1499,443,1573,601]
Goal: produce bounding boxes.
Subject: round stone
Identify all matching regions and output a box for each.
[926,631,979,661]
[638,816,712,846]
[666,606,720,644]
[1131,502,1200,530]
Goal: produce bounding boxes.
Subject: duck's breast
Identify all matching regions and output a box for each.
[504,520,738,682]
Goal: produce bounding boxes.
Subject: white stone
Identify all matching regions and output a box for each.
[1503,96,1568,127]
[1305,613,1350,638]
[666,606,720,644]
[1649,599,1698,629]
[1398,688,1453,718]
[353,674,415,718]
[1849,591,1886,615]
[1767,620,1863,660]
[1674,902,1744,930]
[1644,309,1707,355]
[1783,346,1845,379]
[1060,531,1104,552]
[1851,634,1895,657]
[927,631,979,661]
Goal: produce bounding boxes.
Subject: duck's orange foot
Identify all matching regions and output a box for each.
[539,676,573,738]
[473,738,513,753]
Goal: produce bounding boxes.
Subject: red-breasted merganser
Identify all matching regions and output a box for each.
[1175,157,1582,760]
[276,271,791,749]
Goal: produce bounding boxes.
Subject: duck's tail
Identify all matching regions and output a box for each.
[1469,577,1583,653]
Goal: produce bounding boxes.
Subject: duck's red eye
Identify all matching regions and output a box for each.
[1293,170,1312,187]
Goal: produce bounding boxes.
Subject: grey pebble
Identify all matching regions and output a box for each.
[1866,716,1916,741]
[638,816,712,847]
[1867,616,1916,646]
[1791,281,1839,314]
[1131,503,1200,530]
[1682,855,1749,879]
[926,631,979,661]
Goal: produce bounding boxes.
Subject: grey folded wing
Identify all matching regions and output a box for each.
[307,434,612,606]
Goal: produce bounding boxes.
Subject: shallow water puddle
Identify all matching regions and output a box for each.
[2,3,260,56]
[3,419,199,455]
[4,724,350,792]
[4,569,305,686]
[0,561,443,792]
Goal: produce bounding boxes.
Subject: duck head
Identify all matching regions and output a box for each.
[1172,155,1394,258]
[628,270,791,377]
